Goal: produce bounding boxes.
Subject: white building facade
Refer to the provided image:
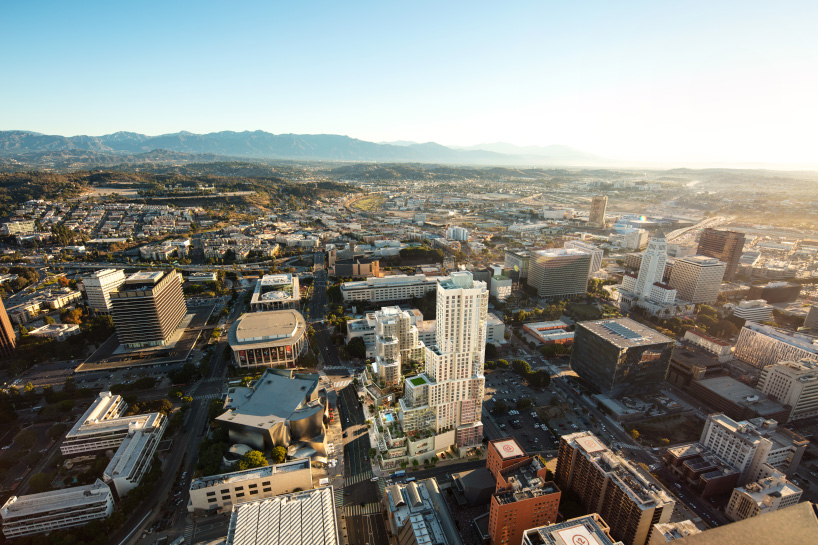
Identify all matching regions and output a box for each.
[81,269,126,314]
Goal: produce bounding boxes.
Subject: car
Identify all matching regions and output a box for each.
[371,477,379,482]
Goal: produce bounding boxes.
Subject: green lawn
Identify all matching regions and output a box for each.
[409,376,427,386]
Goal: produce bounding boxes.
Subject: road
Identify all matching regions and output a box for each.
[309,251,328,322]
[336,383,388,545]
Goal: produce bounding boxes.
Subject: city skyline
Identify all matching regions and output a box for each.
[2,1,818,166]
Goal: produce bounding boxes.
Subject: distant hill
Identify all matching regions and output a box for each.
[0,130,607,167]
[453,142,608,163]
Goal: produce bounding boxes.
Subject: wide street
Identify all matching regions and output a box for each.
[336,381,389,545]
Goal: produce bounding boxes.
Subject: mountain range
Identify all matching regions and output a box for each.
[0,130,608,167]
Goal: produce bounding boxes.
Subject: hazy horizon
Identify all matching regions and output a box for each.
[2,1,817,167]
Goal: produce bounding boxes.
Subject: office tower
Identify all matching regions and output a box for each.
[0,297,16,358]
[634,232,668,299]
[589,195,608,228]
[503,250,531,279]
[570,318,674,398]
[487,438,561,545]
[725,470,802,522]
[668,255,726,304]
[446,225,469,241]
[399,271,488,449]
[697,228,745,280]
[699,413,808,483]
[556,432,674,545]
[81,269,126,315]
[757,360,818,421]
[523,514,624,545]
[527,249,592,298]
[564,240,604,273]
[109,270,186,349]
[731,300,774,322]
[733,322,818,369]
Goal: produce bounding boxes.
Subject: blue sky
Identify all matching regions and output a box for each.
[2,1,817,164]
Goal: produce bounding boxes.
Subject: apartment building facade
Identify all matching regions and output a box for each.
[109,270,187,349]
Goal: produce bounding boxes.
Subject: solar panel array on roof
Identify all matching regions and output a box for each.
[602,321,644,341]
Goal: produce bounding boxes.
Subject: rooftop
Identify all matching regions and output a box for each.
[0,479,111,518]
[190,458,310,490]
[669,502,818,545]
[230,309,305,345]
[224,486,337,545]
[696,376,787,416]
[491,438,526,460]
[533,248,588,258]
[579,318,674,348]
[523,514,623,545]
[216,369,321,430]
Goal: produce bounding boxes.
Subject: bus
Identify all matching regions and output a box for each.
[392,470,406,479]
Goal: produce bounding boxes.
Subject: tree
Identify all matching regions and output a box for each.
[412,459,419,467]
[29,473,53,493]
[347,337,367,359]
[492,400,508,414]
[236,450,267,471]
[271,446,287,464]
[630,428,640,441]
[516,398,533,411]
[48,423,68,440]
[660,438,670,446]
[44,315,56,325]
[16,429,37,449]
[485,343,499,359]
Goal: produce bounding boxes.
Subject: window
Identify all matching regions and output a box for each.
[206,491,216,497]
[208,497,217,503]
[263,487,272,493]
[236,492,245,498]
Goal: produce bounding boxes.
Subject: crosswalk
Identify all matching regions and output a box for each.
[334,488,345,510]
[324,366,350,372]
[333,379,352,390]
[202,377,224,384]
[344,502,380,516]
[183,524,194,543]
[344,469,374,486]
[192,392,221,401]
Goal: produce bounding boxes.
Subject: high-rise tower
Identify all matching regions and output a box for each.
[0,297,16,358]
[697,228,745,281]
[635,232,668,299]
[399,271,488,449]
[589,195,608,228]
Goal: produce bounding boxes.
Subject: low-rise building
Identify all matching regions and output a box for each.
[102,413,168,496]
[340,274,442,303]
[523,320,573,345]
[647,520,701,545]
[725,470,802,522]
[249,274,300,311]
[687,376,789,423]
[61,392,164,457]
[0,479,114,538]
[27,323,80,341]
[682,330,733,362]
[731,300,774,323]
[385,479,462,545]
[188,458,312,512]
[486,314,505,346]
[223,487,339,545]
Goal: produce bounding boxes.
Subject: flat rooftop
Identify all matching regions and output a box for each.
[225,486,337,545]
[695,376,787,416]
[230,309,305,345]
[524,514,622,545]
[0,479,111,518]
[533,248,588,258]
[579,318,674,348]
[190,458,310,490]
[492,438,526,460]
